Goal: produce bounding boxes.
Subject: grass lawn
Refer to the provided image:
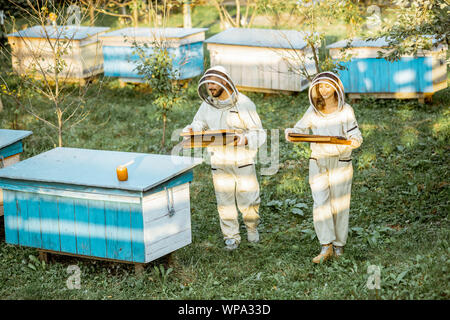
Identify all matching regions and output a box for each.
[0,75,448,300]
[0,3,448,300]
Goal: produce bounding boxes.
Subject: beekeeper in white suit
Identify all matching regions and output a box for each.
[285,71,363,263]
[183,66,266,250]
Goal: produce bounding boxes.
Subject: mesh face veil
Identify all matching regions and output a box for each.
[308,72,345,114]
[197,66,239,109]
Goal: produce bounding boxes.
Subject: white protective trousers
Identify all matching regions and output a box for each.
[211,163,260,243]
[309,156,353,246]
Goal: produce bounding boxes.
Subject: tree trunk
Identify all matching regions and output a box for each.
[235,0,240,27]
[132,0,139,27]
[89,1,95,26]
[161,112,167,148]
[58,111,63,147]
[183,1,192,28]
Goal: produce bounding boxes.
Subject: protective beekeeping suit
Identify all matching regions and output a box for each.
[285,71,363,262]
[183,66,266,250]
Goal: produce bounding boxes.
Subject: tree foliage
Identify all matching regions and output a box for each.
[365,0,449,61]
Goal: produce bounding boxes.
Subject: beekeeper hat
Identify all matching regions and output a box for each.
[308,71,345,113]
[197,66,239,109]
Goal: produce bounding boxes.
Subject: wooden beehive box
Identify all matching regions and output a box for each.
[0,147,202,267]
[7,25,110,83]
[0,129,32,216]
[205,28,317,93]
[327,37,448,103]
[99,27,208,83]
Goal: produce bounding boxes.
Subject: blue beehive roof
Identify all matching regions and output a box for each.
[7,25,110,40]
[100,27,207,39]
[327,36,441,49]
[0,129,32,149]
[0,147,202,192]
[205,28,308,50]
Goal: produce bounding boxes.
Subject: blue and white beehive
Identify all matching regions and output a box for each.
[0,147,202,264]
[7,25,110,83]
[327,37,448,102]
[0,129,32,216]
[205,28,317,93]
[99,27,208,83]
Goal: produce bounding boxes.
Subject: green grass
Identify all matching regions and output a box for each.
[0,4,449,300]
[0,77,449,300]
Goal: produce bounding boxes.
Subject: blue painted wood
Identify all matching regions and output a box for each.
[3,190,19,245]
[144,170,193,197]
[73,198,90,256]
[0,178,142,199]
[16,191,31,247]
[327,36,440,49]
[336,57,433,94]
[130,203,145,263]
[39,194,61,252]
[0,129,32,150]
[58,197,77,254]
[105,201,120,260]
[88,200,107,259]
[205,28,308,50]
[102,42,204,80]
[0,147,202,193]
[0,141,23,159]
[27,193,42,249]
[115,202,133,261]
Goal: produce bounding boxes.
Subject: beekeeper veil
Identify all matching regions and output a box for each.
[198,66,238,109]
[308,71,345,115]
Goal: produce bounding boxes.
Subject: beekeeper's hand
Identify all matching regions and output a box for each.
[285,128,295,142]
[236,132,248,146]
[349,139,361,149]
[182,125,194,140]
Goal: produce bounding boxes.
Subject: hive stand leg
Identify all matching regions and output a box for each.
[134,263,145,275]
[165,253,174,267]
[38,251,48,263]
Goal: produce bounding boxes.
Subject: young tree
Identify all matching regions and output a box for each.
[0,0,102,146]
[129,1,185,150]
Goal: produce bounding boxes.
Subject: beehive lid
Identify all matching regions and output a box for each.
[99,27,207,39]
[205,28,308,50]
[0,147,203,192]
[0,129,32,149]
[327,36,441,49]
[7,25,110,40]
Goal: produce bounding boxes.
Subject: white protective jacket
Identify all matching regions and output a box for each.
[291,103,363,159]
[188,93,266,166]
[186,66,266,166]
[290,71,362,158]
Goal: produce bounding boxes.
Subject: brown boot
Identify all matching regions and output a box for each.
[312,244,334,264]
